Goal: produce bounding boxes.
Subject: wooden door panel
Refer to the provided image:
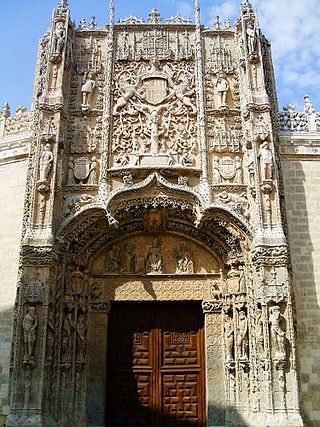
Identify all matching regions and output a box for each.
[106,303,205,426]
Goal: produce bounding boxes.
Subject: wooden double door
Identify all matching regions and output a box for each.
[106,302,206,426]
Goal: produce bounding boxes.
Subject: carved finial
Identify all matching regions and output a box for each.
[89,16,97,30]
[304,94,315,115]
[1,103,10,119]
[109,0,115,25]
[194,0,201,26]
[148,8,162,24]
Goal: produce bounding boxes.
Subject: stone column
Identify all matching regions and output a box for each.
[87,300,111,427]
[202,301,225,426]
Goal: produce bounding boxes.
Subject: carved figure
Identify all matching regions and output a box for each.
[106,245,122,273]
[67,157,75,185]
[53,22,65,55]
[121,244,135,273]
[22,307,37,359]
[258,141,274,180]
[234,156,243,183]
[39,143,53,182]
[81,71,96,107]
[269,305,286,356]
[216,72,229,107]
[237,311,249,359]
[245,149,255,185]
[62,312,74,361]
[175,242,194,274]
[88,156,98,184]
[115,152,130,166]
[146,238,163,274]
[304,94,315,115]
[76,314,87,361]
[113,77,143,115]
[224,315,234,361]
[246,22,257,53]
[173,74,197,114]
[212,156,221,184]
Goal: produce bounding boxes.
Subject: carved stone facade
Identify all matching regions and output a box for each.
[1,1,320,426]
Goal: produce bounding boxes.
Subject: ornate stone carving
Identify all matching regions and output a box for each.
[81,71,96,110]
[215,71,229,108]
[67,156,99,185]
[208,116,243,153]
[146,238,163,274]
[206,36,236,75]
[112,60,198,168]
[258,141,274,180]
[38,143,53,183]
[175,241,194,274]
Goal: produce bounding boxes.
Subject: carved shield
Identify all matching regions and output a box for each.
[73,157,91,181]
[143,77,168,105]
[70,271,85,295]
[219,156,236,180]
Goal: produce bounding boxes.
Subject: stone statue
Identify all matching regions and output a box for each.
[146,238,163,274]
[121,244,135,273]
[76,314,87,361]
[113,77,143,115]
[62,312,74,361]
[67,157,75,185]
[237,310,249,359]
[246,22,257,53]
[88,156,98,184]
[258,141,274,180]
[175,242,194,274]
[213,156,221,184]
[269,305,286,356]
[234,156,243,183]
[39,143,53,182]
[81,71,96,107]
[216,72,229,107]
[107,245,122,273]
[53,22,65,55]
[22,306,37,359]
[225,315,234,361]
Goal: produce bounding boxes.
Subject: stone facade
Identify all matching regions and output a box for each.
[0,0,320,426]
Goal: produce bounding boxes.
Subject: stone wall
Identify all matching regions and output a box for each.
[0,150,29,426]
[281,149,320,426]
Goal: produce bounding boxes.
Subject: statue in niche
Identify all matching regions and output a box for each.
[175,242,194,274]
[67,157,75,185]
[76,314,87,361]
[245,149,255,185]
[52,22,65,55]
[121,244,135,273]
[88,156,98,184]
[22,306,37,359]
[106,245,122,273]
[224,315,234,361]
[215,71,229,107]
[237,310,249,359]
[81,71,96,107]
[246,22,257,54]
[62,312,74,361]
[234,156,243,183]
[39,143,53,182]
[146,238,163,274]
[258,141,274,180]
[269,305,286,357]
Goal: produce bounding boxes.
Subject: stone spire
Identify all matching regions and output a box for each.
[109,0,115,25]
[194,0,200,26]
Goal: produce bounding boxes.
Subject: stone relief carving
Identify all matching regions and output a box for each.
[112,60,198,168]
[66,156,99,185]
[38,143,53,183]
[3,106,32,136]
[146,237,163,274]
[258,141,273,180]
[212,155,244,184]
[175,241,194,274]
[206,36,236,75]
[207,116,243,153]
[116,27,194,62]
[51,21,66,62]
[269,305,287,359]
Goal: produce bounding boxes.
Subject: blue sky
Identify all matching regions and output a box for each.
[0,0,319,114]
